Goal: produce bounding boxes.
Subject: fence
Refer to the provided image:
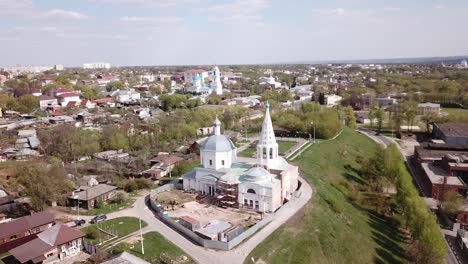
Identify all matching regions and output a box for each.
[147,180,304,251]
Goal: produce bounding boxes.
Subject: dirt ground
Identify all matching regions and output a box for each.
[154,190,197,205]
[398,137,420,156]
[169,200,260,228]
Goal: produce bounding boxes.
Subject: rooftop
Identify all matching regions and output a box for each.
[435,123,468,137]
[0,211,54,240]
[70,184,117,201]
[421,163,465,186]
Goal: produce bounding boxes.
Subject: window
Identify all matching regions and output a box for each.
[10,235,17,240]
[221,160,225,165]
[249,200,253,208]
[61,245,66,252]
[209,160,213,166]
[247,188,256,194]
[244,199,248,205]
[255,201,259,210]
[77,239,82,246]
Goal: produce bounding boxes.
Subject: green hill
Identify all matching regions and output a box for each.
[247,129,407,264]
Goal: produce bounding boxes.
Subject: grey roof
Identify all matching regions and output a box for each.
[70,184,116,201]
[102,252,151,264]
[243,167,270,182]
[17,129,36,138]
[202,135,236,152]
[196,220,231,237]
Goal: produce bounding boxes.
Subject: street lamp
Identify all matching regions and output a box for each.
[311,122,316,144]
[139,206,148,255]
[73,195,80,219]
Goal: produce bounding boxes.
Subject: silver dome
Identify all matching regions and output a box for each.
[242,167,270,182]
[202,135,236,152]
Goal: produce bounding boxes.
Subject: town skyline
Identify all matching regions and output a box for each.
[1,0,468,66]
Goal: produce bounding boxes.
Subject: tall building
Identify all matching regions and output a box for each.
[82,62,111,69]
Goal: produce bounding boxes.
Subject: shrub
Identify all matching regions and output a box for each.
[111,192,127,204]
[125,180,139,193]
[86,229,99,239]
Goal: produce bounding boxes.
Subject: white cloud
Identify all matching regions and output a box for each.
[311,8,346,16]
[45,9,88,19]
[434,5,446,10]
[201,0,270,25]
[89,0,198,7]
[120,16,183,24]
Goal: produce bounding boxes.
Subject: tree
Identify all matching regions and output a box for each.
[80,86,102,99]
[402,101,418,133]
[368,101,379,128]
[343,106,357,129]
[441,190,463,217]
[101,126,129,150]
[375,108,385,134]
[421,111,439,134]
[15,161,72,210]
[206,93,222,105]
[171,161,191,177]
[106,81,125,91]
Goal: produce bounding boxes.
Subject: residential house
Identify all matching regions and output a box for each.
[375,96,397,108]
[143,154,184,180]
[324,94,342,106]
[0,211,55,252]
[39,95,58,110]
[113,89,141,104]
[80,99,96,109]
[9,224,84,263]
[56,93,81,107]
[418,103,441,115]
[68,184,117,209]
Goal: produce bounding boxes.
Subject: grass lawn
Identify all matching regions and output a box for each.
[82,217,147,245]
[118,232,194,263]
[277,141,297,154]
[442,107,468,120]
[246,128,407,264]
[64,194,137,216]
[238,141,258,158]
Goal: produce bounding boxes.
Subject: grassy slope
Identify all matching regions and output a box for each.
[247,129,406,264]
[277,141,297,154]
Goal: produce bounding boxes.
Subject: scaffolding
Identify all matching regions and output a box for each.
[216,183,238,208]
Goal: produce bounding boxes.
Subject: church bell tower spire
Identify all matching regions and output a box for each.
[257,102,278,169]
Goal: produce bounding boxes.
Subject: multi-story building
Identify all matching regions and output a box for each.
[82,62,111,69]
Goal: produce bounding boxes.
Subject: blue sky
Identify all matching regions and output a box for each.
[0,0,467,66]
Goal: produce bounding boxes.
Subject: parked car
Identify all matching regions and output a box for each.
[90,214,107,224]
[74,219,86,226]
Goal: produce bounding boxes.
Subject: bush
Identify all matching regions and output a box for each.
[125,180,139,193]
[86,229,99,239]
[111,192,127,204]
[135,178,152,189]
[94,197,104,209]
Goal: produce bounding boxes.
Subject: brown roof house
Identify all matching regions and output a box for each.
[68,184,117,210]
[9,224,85,263]
[142,154,184,180]
[0,211,55,252]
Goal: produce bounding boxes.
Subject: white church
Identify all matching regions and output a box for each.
[186,66,223,95]
[183,103,299,213]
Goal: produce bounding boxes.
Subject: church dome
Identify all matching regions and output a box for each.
[243,167,270,182]
[202,135,236,152]
[194,74,202,81]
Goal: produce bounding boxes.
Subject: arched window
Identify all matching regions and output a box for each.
[247,188,256,194]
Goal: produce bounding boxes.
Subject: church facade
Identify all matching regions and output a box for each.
[186,66,223,95]
[182,103,299,213]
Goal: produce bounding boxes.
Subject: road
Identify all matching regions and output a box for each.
[358,129,459,264]
[81,175,312,264]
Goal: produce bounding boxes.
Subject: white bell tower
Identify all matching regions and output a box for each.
[211,66,223,95]
[257,102,278,169]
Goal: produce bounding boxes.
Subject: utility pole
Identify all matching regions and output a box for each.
[139,216,144,255]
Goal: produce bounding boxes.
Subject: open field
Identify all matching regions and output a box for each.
[247,128,407,264]
[82,217,147,245]
[119,232,194,264]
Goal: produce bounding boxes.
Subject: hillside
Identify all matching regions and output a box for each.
[247,129,407,264]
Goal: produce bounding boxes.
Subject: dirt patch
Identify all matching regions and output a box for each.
[154,190,197,206]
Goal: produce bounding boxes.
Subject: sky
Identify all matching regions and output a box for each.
[1,0,468,66]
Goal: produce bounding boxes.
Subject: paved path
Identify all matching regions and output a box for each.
[117,176,313,264]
